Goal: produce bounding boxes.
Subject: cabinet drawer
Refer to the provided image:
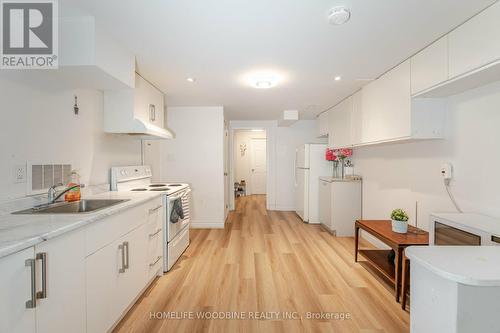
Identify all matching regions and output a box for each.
[85,197,162,256]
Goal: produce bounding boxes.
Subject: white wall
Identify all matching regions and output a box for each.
[233,130,267,195]
[158,106,225,228]
[230,120,327,211]
[274,120,327,210]
[353,80,500,232]
[0,76,142,201]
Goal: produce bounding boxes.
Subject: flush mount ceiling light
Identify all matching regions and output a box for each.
[241,70,285,89]
[186,77,196,83]
[334,76,342,81]
[328,6,351,25]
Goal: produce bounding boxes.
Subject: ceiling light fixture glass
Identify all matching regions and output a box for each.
[255,80,272,88]
[328,6,351,25]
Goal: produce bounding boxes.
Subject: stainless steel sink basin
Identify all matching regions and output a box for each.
[12,199,129,215]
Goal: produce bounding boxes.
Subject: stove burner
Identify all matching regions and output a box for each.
[150,187,171,191]
[131,188,148,191]
[149,184,167,187]
[167,184,183,187]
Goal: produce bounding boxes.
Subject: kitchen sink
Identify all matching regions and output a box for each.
[12,199,129,215]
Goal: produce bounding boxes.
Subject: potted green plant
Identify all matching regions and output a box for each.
[391,209,409,233]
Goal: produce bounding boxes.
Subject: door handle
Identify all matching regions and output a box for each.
[36,252,47,299]
[25,258,36,309]
[123,241,130,270]
[118,243,126,273]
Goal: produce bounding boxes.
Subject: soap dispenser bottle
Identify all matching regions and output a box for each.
[65,170,81,202]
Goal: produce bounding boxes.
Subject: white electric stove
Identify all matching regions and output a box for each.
[110,165,191,272]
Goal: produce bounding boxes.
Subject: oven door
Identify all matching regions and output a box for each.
[166,190,191,242]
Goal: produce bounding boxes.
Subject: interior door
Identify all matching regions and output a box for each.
[295,168,309,221]
[250,138,267,194]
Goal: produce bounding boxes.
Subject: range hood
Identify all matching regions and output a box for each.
[124,118,174,140]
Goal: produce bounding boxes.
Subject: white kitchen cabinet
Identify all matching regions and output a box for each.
[360,60,412,144]
[59,16,135,89]
[448,2,500,79]
[134,73,165,128]
[0,230,86,333]
[318,179,362,237]
[86,198,162,333]
[316,111,329,138]
[328,97,353,149]
[34,230,86,333]
[411,36,449,95]
[350,91,363,146]
[0,248,36,333]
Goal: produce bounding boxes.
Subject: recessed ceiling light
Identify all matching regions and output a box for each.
[334,76,342,81]
[328,6,351,25]
[186,77,196,83]
[241,70,285,89]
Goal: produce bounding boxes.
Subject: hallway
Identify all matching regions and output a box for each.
[114,195,409,332]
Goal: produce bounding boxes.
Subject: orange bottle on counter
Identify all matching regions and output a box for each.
[65,170,81,202]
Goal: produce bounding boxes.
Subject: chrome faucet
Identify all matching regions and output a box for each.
[47,183,83,204]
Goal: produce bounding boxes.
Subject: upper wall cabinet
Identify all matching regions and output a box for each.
[59,16,135,90]
[448,2,500,78]
[413,3,500,97]
[353,60,446,146]
[411,36,449,95]
[328,97,353,149]
[104,73,173,139]
[316,111,329,138]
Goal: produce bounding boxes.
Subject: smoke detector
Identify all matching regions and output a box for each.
[328,6,351,25]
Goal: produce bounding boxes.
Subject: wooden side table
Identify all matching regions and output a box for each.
[354,220,428,302]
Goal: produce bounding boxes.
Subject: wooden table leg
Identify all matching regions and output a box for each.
[354,225,359,262]
[401,252,410,310]
[394,247,402,302]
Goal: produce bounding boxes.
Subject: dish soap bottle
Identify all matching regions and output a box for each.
[65,170,81,202]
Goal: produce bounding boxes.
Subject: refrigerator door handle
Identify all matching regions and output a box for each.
[294,149,298,186]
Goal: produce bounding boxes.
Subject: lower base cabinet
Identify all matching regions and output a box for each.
[0,230,86,333]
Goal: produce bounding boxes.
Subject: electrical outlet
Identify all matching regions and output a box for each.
[440,163,452,180]
[13,164,26,183]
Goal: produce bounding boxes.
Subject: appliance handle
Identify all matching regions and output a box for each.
[124,241,130,269]
[118,243,126,273]
[294,149,298,187]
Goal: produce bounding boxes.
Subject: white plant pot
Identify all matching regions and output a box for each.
[392,219,408,233]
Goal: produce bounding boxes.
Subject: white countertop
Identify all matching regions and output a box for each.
[0,191,162,259]
[319,176,362,182]
[406,246,500,287]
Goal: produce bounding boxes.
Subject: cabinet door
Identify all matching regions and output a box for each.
[0,248,36,333]
[134,73,165,128]
[86,224,149,333]
[449,2,500,78]
[35,230,86,333]
[318,180,332,230]
[146,204,164,278]
[134,73,150,124]
[411,36,449,94]
[328,97,352,149]
[360,60,411,143]
[350,91,363,146]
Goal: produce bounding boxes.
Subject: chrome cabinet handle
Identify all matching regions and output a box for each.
[149,228,162,238]
[149,205,162,214]
[25,259,36,309]
[118,243,126,273]
[36,252,47,299]
[149,256,162,267]
[149,104,156,122]
[123,241,130,270]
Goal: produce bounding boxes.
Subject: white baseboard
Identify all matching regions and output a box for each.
[190,220,225,229]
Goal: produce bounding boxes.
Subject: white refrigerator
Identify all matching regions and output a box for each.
[295,143,331,223]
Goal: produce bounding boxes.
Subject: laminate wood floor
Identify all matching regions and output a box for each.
[114,195,409,333]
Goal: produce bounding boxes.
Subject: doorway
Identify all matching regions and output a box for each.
[233,129,267,199]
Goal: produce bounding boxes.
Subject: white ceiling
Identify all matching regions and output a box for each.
[64,0,495,120]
